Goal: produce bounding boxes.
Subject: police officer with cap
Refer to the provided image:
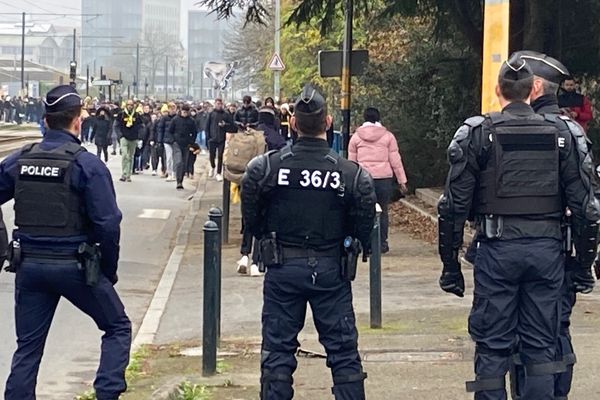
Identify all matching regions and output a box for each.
[438,55,600,399]
[241,85,376,399]
[0,85,132,400]
[513,50,593,400]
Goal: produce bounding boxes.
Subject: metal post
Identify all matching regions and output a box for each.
[222,179,230,244]
[274,0,281,100]
[136,43,140,98]
[202,220,219,376]
[369,204,382,329]
[20,12,25,91]
[165,55,169,102]
[208,208,223,346]
[481,0,510,113]
[187,57,191,98]
[200,63,204,101]
[86,65,89,96]
[144,77,148,98]
[340,0,353,158]
[72,28,76,62]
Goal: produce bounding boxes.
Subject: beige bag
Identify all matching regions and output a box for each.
[223,129,266,184]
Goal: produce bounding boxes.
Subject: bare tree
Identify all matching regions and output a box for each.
[140,26,184,92]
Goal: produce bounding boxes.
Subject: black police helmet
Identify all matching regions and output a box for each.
[294,85,326,115]
[512,50,570,84]
[43,85,82,114]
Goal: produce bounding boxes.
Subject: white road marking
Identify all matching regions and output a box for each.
[138,209,171,219]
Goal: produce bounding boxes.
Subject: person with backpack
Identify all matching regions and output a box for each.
[223,123,266,276]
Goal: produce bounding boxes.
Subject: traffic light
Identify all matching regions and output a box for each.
[69,61,77,85]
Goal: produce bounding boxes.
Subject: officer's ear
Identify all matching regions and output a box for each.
[290,115,297,132]
[326,115,333,130]
[72,114,82,135]
[532,78,544,99]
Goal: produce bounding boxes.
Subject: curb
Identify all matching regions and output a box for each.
[131,159,209,352]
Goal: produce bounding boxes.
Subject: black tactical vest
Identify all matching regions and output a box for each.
[265,145,350,249]
[15,142,88,237]
[475,112,563,215]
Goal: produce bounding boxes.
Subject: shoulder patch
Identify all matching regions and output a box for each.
[558,115,571,121]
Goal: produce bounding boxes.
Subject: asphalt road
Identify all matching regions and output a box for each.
[0,140,196,398]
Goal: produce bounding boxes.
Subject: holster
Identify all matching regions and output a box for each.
[77,243,101,287]
[341,237,361,282]
[259,232,282,271]
[5,240,21,273]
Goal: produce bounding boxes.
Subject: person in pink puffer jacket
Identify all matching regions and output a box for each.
[349,107,407,253]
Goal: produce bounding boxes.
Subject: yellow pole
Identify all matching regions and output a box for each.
[481,0,510,114]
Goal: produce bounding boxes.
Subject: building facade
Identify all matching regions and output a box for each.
[81,0,181,91]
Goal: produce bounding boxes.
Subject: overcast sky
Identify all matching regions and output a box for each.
[2,0,202,47]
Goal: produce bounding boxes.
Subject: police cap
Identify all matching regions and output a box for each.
[513,50,570,84]
[43,85,82,113]
[294,85,326,115]
[499,54,534,82]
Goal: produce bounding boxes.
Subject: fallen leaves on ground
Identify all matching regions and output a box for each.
[389,201,437,244]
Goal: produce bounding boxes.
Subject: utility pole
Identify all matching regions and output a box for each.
[86,65,89,96]
[165,55,169,102]
[135,43,140,97]
[20,12,25,91]
[273,0,281,100]
[340,0,353,158]
[200,62,204,101]
[187,57,190,98]
[72,28,76,61]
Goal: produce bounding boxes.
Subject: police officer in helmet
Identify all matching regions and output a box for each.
[438,56,600,399]
[241,85,376,399]
[512,50,592,400]
[0,85,132,400]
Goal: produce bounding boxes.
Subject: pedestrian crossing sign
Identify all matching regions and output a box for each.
[268,53,286,71]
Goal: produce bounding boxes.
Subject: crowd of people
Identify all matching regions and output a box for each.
[0,96,44,125]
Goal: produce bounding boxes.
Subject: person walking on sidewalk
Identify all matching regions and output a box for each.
[349,107,407,254]
[157,102,177,181]
[0,85,131,400]
[437,55,599,399]
[168,104,197,190]
[117,99,143,182]
[242,85,376,400]
[205,98,229,181]
[92,107,112,162]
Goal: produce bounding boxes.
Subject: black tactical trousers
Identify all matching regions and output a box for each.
[261,257,366,400]
[468,238,563,400]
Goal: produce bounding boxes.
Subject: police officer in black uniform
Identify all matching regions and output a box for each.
[241,85,376,400]
[438,56,600,400]
[513,50,590,400]
[0,85,132,400]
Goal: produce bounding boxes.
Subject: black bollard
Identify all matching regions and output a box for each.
[203,220,219,376]
[370,204,383,329]
[208,207,223,347]
[222,179,231,244]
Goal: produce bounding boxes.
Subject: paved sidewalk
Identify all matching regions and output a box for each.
[138,178,600,399]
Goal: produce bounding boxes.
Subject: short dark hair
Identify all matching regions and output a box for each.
[499,75,533,101]
[364,107,380,123]
[243,95,252,104]
[45,106,81,130]
[181,104,191,112]
[295,108,328,137]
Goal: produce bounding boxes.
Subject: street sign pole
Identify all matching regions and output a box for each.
[274,0,281,100]
[340,0,353,159]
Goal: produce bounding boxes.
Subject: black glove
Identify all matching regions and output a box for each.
[439,257,465,298]
[572,267,595,294]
